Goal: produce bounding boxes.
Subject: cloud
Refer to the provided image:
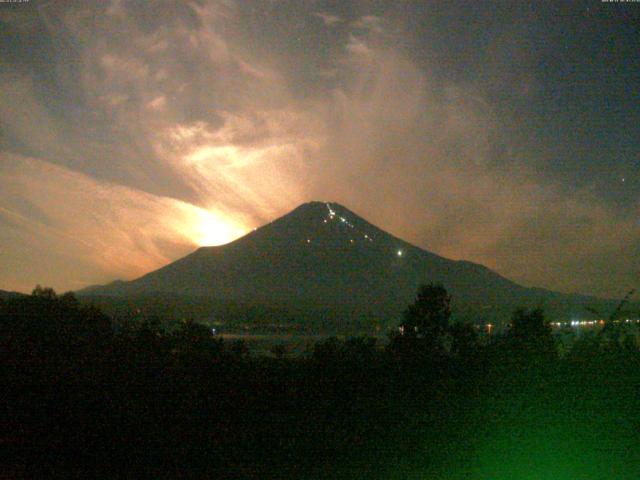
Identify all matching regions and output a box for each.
[0,153,247,291]
[302,23,639,298]
[313,12,343,27]
[351,15,386,35]
[0,1,637,298]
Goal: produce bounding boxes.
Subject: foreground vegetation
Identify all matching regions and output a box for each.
[1,285,639,478]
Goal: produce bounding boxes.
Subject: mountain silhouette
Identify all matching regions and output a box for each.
[0,289,25,301]
[79,201,610,330]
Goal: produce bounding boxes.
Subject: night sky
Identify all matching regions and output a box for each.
[0,0,638,298]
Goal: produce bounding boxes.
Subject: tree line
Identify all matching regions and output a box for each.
[1,283,639,478]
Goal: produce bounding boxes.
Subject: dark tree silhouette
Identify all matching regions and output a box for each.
[312,336,342,363]
[508,308,556,360]
[271,343,287,359]
[587,289,637,346]
[32,284,57,299]
[510,308,549,340]
[389,283,452,359]
[230,338,249,357]
[449,321,478,358]
[400,283,451,339]
[173,318,221,352]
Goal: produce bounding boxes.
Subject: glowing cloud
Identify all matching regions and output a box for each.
[193,209,246,247]
[0,1,637,297]
[0,153,248,291]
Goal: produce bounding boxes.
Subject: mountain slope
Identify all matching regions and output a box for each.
[80,201,609,329]
[0,289,26,301]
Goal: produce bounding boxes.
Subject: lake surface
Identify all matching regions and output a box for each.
[218,333,385,356]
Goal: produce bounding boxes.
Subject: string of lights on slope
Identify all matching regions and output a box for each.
[300,203,404,258]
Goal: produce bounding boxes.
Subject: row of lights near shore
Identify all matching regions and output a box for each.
[475,319,640,335]
[551,319,640,328]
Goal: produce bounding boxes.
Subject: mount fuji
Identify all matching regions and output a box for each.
[79,201,610,331]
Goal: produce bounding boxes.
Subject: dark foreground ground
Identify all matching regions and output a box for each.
[2,292,640,479]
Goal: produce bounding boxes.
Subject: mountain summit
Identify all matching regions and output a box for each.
[80,201,603,330]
